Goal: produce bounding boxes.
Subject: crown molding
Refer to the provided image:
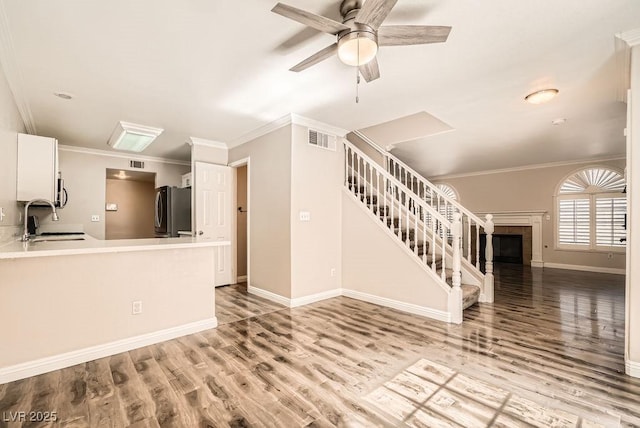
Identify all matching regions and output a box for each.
[290,114,349,138]
[188,137,227,149]
[229,113,349,149]
[58,144,191,166]
[0,1,36,134]
[429,155,626,181]
[617,28,640,47]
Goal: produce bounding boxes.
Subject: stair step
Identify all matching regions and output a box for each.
[394,228,415,241]
[462,284,481,310]
[362,194,378,205]
[371,205,389,216]
[349,184,365,193]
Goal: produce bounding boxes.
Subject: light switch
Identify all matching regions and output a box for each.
[299,211,311,221]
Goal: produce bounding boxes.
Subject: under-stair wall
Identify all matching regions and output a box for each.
[342,189,452,322]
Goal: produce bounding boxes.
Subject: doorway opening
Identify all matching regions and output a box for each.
[105,169,156,240]
[231,159,249,285]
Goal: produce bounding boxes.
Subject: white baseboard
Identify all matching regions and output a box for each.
[290,289,342,308]
[531,260,544,268]
[248,286,342,308]
[237,275,247,282]
[543,262,625,275]
[626,359,640,378]
[248,286,290,306]
[342,289,451,323]
[0,318,218,385]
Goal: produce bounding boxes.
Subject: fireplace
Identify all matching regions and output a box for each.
[480,234,523,264]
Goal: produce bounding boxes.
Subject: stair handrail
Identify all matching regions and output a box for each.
[344,139,452,227]
[352,130,485,227]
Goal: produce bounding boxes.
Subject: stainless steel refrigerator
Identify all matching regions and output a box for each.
[154,186,191,237]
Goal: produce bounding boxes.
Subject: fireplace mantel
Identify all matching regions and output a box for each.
[475,211,545,267]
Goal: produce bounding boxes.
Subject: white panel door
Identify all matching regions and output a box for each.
[194,162,232,286]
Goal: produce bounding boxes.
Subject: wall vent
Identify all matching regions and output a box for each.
[308,129,337,151]
[129,160,145,169]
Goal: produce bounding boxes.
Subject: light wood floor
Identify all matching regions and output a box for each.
[1,265,639,427]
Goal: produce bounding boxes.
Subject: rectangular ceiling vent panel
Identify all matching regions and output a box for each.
[308,129,336,151]
[129,160,145,169]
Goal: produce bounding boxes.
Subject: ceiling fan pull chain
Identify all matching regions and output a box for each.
[356,34,360,103]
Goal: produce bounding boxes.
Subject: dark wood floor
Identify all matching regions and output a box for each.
[1,264,638,427]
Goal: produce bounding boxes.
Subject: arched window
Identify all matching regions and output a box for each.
[437,184,458,201]
[556,167,626,250]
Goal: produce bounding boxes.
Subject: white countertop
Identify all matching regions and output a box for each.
[0,234,229,260]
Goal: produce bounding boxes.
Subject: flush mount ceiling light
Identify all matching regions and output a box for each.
[525,88,559,105]
[552,118,567,125]
[107,121,163,153]
[53,92,73,100]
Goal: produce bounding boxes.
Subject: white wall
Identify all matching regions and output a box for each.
[627,44,640,376]
[191,144,228,165]
[0,61,25,237]
[290,125,343,298]
[229,126,292,298]
[342,191,450,313]
[432,159,627,271]
[34,148,189,239]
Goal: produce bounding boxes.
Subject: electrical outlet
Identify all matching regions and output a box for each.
[330,268,336,277]
[0,207,5,222]
[132,300,143,315]
[91,215,100,222]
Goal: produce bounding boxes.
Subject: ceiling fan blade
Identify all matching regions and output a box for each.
[290,43,338,72]
[360,57,380,82]
[378,25,451,46]
[272,3,350,35]
[355,0,398,30]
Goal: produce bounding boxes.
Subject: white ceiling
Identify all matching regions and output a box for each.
[1,0,638,176]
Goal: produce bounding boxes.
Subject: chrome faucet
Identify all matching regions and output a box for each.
[22,199,59,241]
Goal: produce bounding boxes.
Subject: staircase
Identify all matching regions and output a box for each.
[344,135,495,323]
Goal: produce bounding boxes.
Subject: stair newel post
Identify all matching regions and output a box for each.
[440,221,446,282]
[484,214,495,303]
[351,150,356,197]
[383,175,388,225]
[475,222,481,269]
[397,189,403,240]
[448,212,463,324]
[376,169,380,216]
[466,215,472,263]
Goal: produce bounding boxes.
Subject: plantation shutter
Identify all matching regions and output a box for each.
[596,196,626,247]
[558,198,590,245]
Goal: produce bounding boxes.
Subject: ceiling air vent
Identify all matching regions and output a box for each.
[130,160,145,169]
[308,129,337,151]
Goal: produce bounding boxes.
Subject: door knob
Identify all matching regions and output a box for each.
[198,231,204,236]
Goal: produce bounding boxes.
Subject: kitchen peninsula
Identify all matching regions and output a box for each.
[0,235,229,384]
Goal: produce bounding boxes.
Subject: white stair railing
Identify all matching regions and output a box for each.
[345,140,462,299]
[352,130,494,303]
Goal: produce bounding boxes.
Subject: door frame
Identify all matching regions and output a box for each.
[230,157,250,286]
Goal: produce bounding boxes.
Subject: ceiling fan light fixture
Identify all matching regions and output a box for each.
[338,31,378,67]
[525,88,559,105]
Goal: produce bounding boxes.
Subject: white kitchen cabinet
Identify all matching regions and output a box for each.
[16,133,58,202]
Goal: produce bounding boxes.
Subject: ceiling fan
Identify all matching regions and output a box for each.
[271,0,451,83]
